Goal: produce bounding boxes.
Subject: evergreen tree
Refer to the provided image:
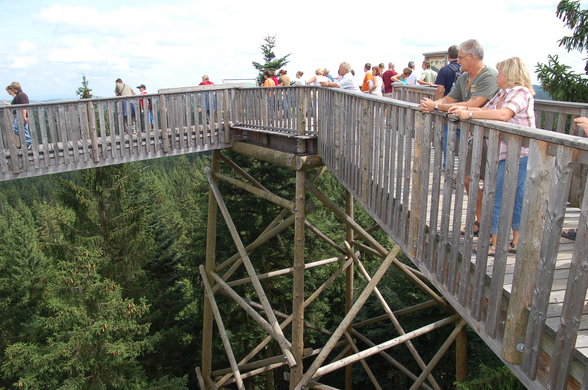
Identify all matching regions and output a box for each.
[76,74,93,99]
[0,201,49,389]
[252,35,291,86]
[56,164,155,295]
[1,247,153,389]
[536,0,588,102]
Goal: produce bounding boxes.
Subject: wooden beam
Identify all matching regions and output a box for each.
[290,168,306,388]
[305,180,445,305]
[205,166,296,368]
[201,150,219,380]
[198,265,245,390]
[215,171,295,210]
[344,191,354,390]
[502,139,554,364]
[343,332,383,390]
[344,242,442,390]
[230,141,322,171]
[313,315,459,379]
[227,255,347,288]
[351,329,434,390]
[410,319,467,390]
[295,248,399,389]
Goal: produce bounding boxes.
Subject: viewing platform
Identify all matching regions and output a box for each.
[2,85,588,389]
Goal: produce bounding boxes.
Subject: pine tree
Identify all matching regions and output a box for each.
[76,74,93,99]
[56,164,155,295]
[252,35,291,86]
[536,0,588,102]
[1,247,153,389]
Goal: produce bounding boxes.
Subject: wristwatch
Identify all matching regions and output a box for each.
[434,103,439,112]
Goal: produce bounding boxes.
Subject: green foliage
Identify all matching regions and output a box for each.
[536,54,588,102]
[76,74,93,99]
[455,363,526,390]
[252,35,291,86]
[556,0,588,53]
[1,248,153,389]
[56,164,155,293]
[536,0,588,102]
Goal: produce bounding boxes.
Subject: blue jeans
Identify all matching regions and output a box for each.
[491,157,528,235]
[13,116,32,146]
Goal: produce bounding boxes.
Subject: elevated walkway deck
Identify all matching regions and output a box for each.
[2,85,588,388]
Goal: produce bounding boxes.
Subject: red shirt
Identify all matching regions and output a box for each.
[199,81,214,85]
[382,69,398,94]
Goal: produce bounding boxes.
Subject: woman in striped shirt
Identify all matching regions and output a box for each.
[449,57,535,256]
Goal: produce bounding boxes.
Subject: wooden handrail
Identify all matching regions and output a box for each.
[318,87,588,388]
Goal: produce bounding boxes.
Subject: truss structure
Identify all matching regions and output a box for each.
[196,150,467,389]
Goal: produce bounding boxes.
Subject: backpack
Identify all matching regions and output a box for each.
[448,62,462,92]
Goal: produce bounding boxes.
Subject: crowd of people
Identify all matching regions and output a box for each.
[252,40,588,253]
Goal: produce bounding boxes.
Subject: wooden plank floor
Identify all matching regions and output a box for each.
[425,168,588,361]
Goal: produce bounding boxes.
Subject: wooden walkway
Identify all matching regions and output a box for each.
[3,86,588,388]
[318,87,588,389]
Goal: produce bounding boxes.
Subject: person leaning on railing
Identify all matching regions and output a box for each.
[419,39,499,235]
[2,82,32,149]
[448,57,535,256]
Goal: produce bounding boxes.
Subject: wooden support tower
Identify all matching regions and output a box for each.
[196,141,467,389]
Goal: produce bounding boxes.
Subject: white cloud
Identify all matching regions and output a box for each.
[0,0,583,99]
[10,56,37,69]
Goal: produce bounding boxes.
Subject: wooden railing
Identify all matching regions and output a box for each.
[0,87,235,181]
[3,84,588,387]
[391,83,588,207]
[318,87,588,388]
[0,86,320,181]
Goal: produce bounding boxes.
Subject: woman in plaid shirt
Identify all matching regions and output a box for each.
[449,57,535,255]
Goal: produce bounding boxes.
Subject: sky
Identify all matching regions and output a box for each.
[0,0,586,101]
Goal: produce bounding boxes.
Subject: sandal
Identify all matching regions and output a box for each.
[487,244,496,257]
[508,241,517,254]
[461,221,480,236]
[561,228,577,240]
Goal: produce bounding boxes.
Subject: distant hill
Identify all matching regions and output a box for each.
[533,85,551,100]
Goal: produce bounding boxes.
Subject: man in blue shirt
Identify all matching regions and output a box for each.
[434,45,461,100]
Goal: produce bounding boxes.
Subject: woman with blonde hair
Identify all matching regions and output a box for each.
[449,57,535,255]
[306,68,329,86]
[391,68,413,85]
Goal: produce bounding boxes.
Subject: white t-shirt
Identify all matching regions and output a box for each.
[336,72,360,92]
[370,76,383,96]
[406,71,418,85]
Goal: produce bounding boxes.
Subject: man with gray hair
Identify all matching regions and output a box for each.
[382,62,398,96]
[321,62,360,92]
[419,39,498,234]
[419,39,497,113]
[405,61,418,85]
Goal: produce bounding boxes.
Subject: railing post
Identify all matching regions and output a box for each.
[297,88,307,135]
[87,101,100,163]
[360,99,371,203]
[502,139,552,364]
[2,108,21,174]
[160,95,170,153]
[409,110,425,257]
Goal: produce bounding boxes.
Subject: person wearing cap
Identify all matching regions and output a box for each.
[136,84,153,127]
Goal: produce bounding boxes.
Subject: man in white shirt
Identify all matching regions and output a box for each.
[405,61,418,85]
[321,62,361,92]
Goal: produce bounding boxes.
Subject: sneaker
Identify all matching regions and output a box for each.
[26,144,32,150]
